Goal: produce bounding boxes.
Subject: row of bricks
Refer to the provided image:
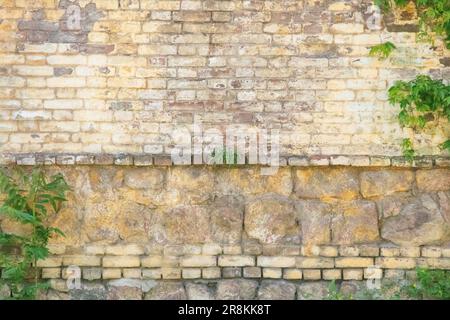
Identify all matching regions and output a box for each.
[0,75,390,91]
[34,255,450,269]
[42,243,450,257]
[1,54,434,75]
[2,153,450,167]
[2,134,402,148]
[0,53,440,68]
[2,1,342,11]
[0,67,424,84]
[7,145,446,160]
[40,267,418,282]
[0,33,420,49]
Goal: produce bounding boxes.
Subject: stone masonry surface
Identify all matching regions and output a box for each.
[0,0,448,157]
[0,165,449,299]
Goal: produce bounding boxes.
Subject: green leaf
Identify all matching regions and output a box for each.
[48,227,65,238]
[401,138,415,163]
[440,140,450,152]
[369,42,397,59]
[0,232,25,245]
[24,245,49,261]
[0,205,38,225]
[0,167,70,300]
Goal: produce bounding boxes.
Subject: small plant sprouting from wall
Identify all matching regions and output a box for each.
[405,268,450,299]
[369,41,397,59]
[0,168,70,300]
[374,0,450,160]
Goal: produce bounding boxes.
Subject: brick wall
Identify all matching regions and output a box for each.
[0,0,448,157]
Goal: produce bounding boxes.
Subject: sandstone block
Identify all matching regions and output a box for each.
[416,169,450,192]
[258,280,296,300]
[185,283,214,300]
[381,194,449,246]
[244,195,300,244]
[294,168,359,200]
[331,200,380,245]
[216,279,258,300]
[361,170,414,198]
[145,282,186,300]
[296,200,332,245]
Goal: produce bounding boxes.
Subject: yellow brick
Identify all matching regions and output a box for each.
[262,268,282,279]
[141,1,181,10]
[85,245,105,255]
[102,268,122,279]
[335,257,374,268]
[296,257,334,269]
[421,247,442,258]
[322,269,342,280]
[400,247,420,258]
[142,269,162,279]
[36,257,62,268]
[202,267,221,279]
[107,78,146,88]
[162,267,181,279]
[62,255,101,267]
[364,267,383,279]
[141,256,163,268]
[103,256,140,268]
[41,268,61,279]
[303,269,321,280]
[381,247,400,257]
[105,244,145,256]
[122,268,142,279]
[180,255,216,267]
[343,269,363,280]
[283,268,303,280]
[48,244,66,255]
[182,268,201,279]
[375,258,416,269]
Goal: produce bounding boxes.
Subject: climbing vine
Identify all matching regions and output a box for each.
[375,0,450,48]
[0,168,70,300]
[373,0,450,160]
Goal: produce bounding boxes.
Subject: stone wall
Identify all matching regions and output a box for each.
[1,163,449,299]
[0,0,448,157]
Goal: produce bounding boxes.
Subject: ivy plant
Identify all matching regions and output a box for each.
[0,168,70,300]
[388,75,450,158]
[373,1,450,160]
[375,0,450,48]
